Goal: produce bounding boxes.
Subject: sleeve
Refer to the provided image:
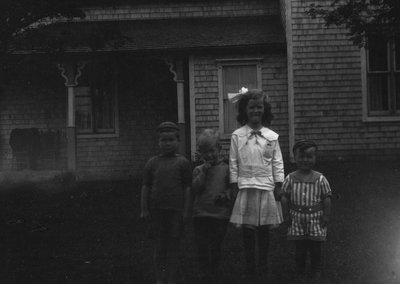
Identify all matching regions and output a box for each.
[142,158,154,187]
[192,166,206,195]
[229,133,239,183]
[224,165,231,199]
[320,175,332,199]
[181,158,192,188]
[282,175,291,197]
[272,140,284,183]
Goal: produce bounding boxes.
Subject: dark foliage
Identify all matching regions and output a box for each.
[0,0,134,81]
[0,0,83,53]
[307,0,400,46]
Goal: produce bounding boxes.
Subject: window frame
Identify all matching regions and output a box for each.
[217,58,263,138]
[362,37,400,122]
[76,63,119,139]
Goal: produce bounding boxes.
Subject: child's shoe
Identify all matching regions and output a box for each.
[241,266,256,280]
[209,267,222,284]
[196,270,209,284]
[258,270,270,283]
[156,268,167,284]
[291,270,306,284]
[310,271,322,284]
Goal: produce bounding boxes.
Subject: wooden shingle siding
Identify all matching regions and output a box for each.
[82,1,279,21]
[192,51,289,159]
[0,80,67,171]
[0,59,178,180]
[290,0,400,159]
[75,68,177,180]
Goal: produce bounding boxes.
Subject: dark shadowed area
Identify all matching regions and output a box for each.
[0,160,399,283]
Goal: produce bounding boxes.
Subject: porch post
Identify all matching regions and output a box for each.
[66,85,76,172]
[166,59,186,156]
[284,0,295,162]
[57,62,86,172]
[176,59,186,156]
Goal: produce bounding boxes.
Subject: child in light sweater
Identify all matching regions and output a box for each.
[192,129,231,282]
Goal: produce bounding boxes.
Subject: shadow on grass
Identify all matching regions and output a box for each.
[0,160,399,283]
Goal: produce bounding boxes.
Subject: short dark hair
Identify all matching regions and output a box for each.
[293,139,317,154]
[236,89,274,126]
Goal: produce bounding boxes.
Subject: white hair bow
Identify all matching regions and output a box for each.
[227,87,248,103]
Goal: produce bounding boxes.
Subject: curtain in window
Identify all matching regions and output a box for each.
[75,62,116,134]
[223,65,257,133]
[367,37,389,112]
[396,38,400,110]
[94,88,115,132]
[395,37,400,72]
[75,87,93,131]
[368,74,389,111]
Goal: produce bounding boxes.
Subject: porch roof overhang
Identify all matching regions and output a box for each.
[13,15,286,54]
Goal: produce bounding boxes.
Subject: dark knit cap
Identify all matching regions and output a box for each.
[156,121,179,132]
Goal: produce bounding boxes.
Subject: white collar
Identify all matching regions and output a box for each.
[234,125,279,140]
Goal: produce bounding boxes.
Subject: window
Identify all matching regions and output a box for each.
[75,61,118,136]
[218,59,262,134]
[364,36,400,119]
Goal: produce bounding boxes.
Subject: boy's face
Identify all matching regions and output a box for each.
[246,98,264,126]
[158,131,179,155]
[294,147,316,171]
[199,144,219,165]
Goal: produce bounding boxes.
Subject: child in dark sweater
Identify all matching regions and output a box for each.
[140,122,192,284]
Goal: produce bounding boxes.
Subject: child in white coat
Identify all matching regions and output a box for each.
[229,89,284,278]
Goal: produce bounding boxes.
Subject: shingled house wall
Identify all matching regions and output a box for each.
[81,0,279,20]
[76,64,177,180]
[289,0,400,159]
[191,52,289,159]
[0,65,67,172]
[71,0,288,179]
[0,59,177,180]
[0,1,285,180]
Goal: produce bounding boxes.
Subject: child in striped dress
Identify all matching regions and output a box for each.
[281,140,332,282]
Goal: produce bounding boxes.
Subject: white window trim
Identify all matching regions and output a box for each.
[77,67,120,139]
[361,44,400,122]
[216,58,263,139]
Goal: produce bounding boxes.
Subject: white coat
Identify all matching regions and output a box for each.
[229,125,284,191]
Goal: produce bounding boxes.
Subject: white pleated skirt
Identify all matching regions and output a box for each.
[230,187,283,227]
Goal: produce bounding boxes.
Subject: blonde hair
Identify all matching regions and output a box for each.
[197,129,220,151]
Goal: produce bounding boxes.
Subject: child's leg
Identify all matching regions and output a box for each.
[166,236,181,284]
[152,209,168,283]
[154,237,168,284]
[257,225,270,272]
[294,240,307,274]
[242,227,256,274]
[309,241,322,273]
[208,218,228,276]
[165,210,183,284]
[193,217,211,276]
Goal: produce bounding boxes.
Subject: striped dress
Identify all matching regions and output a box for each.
[282,170,332,241]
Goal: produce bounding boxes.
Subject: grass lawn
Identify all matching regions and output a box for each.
[0,160,400,284]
